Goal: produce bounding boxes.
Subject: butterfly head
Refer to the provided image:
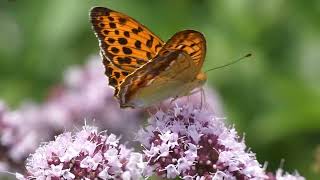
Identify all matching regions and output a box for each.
[180,71,206,98]
[195,71,207,86]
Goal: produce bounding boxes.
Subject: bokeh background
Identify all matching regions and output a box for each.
[0,0,319,179]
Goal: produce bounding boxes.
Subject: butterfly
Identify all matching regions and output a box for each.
[90,7,207,108]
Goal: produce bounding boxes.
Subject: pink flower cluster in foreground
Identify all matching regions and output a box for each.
[137,104,267,179]
[16,103,306,180]
[135,103,306,180]
[17,126,145,180]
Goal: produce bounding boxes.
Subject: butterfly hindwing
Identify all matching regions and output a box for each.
[90,7,164,72]
[160,30,206,69]
[119,50,200,107]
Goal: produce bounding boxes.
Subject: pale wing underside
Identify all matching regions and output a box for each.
[119,50,199,108]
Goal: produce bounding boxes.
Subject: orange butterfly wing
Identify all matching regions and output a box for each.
[90,7,164,72]
[90,7,165,96]
[159,30,206,68]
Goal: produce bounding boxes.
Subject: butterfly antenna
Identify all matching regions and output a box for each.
[205,53,252,73]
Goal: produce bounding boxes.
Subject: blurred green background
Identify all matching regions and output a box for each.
[0,0,319,179]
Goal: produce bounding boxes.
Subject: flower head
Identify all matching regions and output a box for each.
[22,126,145,180]
[137,103,267,179]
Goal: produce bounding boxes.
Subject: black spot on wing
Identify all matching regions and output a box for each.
[118,38,128,45]
[123,47,132,54]
[109,22,116,28]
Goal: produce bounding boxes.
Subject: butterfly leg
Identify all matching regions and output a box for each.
[186,89,201,96]
[147,103,163,115]
[145,107,154,116]
[200,87,206,110]
[186,88,206,109]
[169,96,179,106]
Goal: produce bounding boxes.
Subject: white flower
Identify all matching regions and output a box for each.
[158,143,171,158]
[177,157,192,172]
[185,143,198,160]
[62,169,75,180]
[267,168,306,180]
[60,146,80,162]
[106,133,119,147]
[143,143,159,158]
[187,125,202,144]
[165,164,180,179]
[121,171,131,180]
[47,164,64,177]
[82,141,97,156]
[98,167,113,179]
[80,155,100,170]
[15,173,25,180]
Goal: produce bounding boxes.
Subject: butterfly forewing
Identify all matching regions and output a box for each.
[159,30,206,69]
[90,7,164,72]
[100,52,130,96]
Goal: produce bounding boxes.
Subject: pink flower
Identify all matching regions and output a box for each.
[20,126,146,180]
[266,169,305,180]
[137,103,267,179]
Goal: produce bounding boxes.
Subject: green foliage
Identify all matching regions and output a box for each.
[0,0,319,179]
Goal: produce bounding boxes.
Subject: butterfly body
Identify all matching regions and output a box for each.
[90,7,207,108]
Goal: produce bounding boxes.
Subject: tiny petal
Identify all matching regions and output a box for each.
[165,164,180,179]
[121,171,131,180]
[98,167,113,179]
[106,133,119,146]
[267,168,306,180]
[15,173,25,180]
[62,169,75,179]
